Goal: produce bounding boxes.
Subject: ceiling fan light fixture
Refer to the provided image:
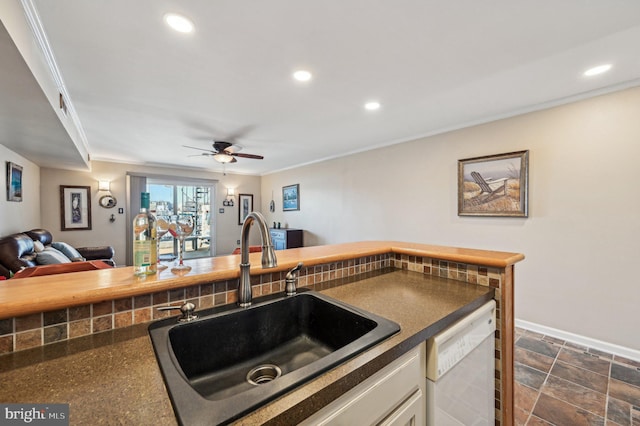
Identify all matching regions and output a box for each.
[214,153,234,163]
[164,13,195,33]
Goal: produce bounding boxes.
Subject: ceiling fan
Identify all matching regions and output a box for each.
[183,141,264,164]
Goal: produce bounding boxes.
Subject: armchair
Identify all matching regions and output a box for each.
[0,233,37,278]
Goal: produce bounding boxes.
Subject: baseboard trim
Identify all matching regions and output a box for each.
[515,319,640,362]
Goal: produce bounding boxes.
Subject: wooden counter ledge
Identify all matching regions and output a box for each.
[0,241,524,320]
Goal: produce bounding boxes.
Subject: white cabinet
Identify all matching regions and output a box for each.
[378,389,424,426]
[300,344,426,426]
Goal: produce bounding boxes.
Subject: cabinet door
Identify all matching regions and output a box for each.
[378,389,424,426]
[269,230,285,240]
[269,230,285,250]
[299,345,425,426]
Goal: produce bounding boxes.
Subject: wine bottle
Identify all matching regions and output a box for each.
[133,192,157,276]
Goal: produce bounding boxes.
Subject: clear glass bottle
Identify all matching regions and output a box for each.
[133,192,157,276]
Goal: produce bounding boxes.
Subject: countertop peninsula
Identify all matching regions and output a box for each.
[0,241,523,319]
[0,269,494,425]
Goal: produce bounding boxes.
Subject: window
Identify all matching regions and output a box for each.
[126,173,217,265]
[148,182,213,260]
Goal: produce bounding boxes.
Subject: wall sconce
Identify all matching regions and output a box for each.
[98,180,111,192]
[98,180,118,209]
[223,188,235,207]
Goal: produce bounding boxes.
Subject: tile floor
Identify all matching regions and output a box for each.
[514,327,640,425]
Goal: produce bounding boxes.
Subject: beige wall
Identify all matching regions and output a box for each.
[40,161,261,265]
[0,145,40,235]
[261,86,640,352]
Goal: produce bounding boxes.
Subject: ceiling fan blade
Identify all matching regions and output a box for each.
[183,145,214,152]
[232,153,264,160]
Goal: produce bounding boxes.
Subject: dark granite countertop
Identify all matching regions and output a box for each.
[0,269,493,425]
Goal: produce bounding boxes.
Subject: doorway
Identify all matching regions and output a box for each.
[148,181,214,260]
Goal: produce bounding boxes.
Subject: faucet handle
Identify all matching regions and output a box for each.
[285,262,304,296]
[158,302,198,323]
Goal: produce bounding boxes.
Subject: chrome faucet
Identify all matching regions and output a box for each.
[238,211,278,307]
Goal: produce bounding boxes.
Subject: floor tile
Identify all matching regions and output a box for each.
[542,335,565,346]
[565,341,589,352]
[614,355,640,369]
[516,346,555,373]
[607,396,631,425]
[532,393,605,426]
[556,348,611,376]
[611,363,640,388]
[541,375,606,417]
[515,406,531,425]
[516,361,548,390]
[524,330,545,339]
[516,335,562,358]
[527,415,554,425]
[515,381,539,413]
[588,348,613,360]
[609,378,640,406]
[632,406,640,425]
[550,360,609,394]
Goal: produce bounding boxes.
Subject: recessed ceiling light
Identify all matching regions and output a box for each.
[164,13,194,33]
[583,64,612,77]
[293,70,312,82]
[364,101,381,111]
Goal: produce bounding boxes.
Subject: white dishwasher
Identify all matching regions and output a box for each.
[425,300,496,426]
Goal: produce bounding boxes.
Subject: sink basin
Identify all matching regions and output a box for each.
[149,290,400,425]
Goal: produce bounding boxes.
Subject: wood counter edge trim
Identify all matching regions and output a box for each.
[501,264,516,426]
[390,246,525,268]
[0,242,524,319]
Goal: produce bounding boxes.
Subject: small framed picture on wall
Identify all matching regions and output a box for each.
[60,185,92,230]
[238,193,253,225]
[6,161,23,202]
[282,184,299,211]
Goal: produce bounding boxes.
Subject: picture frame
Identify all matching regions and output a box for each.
[238,193,253,225]
[6,161,23,202]
[282,184,300,211]
[458,150,529,217]
[60,185,92,230]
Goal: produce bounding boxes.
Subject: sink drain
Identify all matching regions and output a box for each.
[246,364,282,386]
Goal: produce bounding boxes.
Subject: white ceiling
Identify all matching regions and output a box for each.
[4,1,640,175]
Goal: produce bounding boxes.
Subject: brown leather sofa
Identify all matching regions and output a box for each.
[0,229,115,278]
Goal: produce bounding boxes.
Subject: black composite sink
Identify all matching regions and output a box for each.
[149,290,400,425]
